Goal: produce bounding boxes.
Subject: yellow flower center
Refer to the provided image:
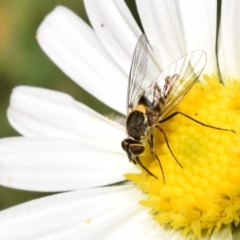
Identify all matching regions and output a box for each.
[125,75,240,239]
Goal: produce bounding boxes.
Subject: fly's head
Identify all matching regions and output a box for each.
[121,138,145,163]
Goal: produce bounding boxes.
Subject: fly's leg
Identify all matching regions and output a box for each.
[148,134,165,183]
[122,139,158,180]
[135,156,158,180]
[160,111,235,133]
[148,134,154,155]
[155,126,183,168]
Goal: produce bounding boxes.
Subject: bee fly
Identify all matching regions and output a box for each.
[121,34,234,182]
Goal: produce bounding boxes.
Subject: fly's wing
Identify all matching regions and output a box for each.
[146,50,207,119]
[127,34,148,115]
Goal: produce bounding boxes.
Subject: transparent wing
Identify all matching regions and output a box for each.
[145,50,207,120]
[127,34,148,114]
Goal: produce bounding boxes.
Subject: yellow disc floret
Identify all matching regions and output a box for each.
[125,75,240,239]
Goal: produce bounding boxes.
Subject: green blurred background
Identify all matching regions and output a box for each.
[0,0,139,210]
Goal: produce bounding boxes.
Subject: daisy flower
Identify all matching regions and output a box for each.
[0,1,240,239]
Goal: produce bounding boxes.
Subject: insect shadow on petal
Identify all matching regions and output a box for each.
[121,34,234,183]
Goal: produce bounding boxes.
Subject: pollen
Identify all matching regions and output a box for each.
[125,75,240,239]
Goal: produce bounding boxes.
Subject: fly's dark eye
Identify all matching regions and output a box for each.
[121,140,127,151]
[129,144,144,155]
[121,139,145,155]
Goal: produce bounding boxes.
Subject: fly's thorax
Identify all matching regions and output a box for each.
[134,104,147,114]
[146,105,161,126]
[126,107,148,140]
[138,95,161,126]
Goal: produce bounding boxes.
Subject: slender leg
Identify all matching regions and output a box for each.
[125,140,158,180]
[156,126,183,168]
[147,134,165,183]
[148,134,154,155]
[135,156,158,180]
[160,111,235,133]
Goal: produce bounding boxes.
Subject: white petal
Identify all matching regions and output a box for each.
[0,137,138,191]
[218,0,240,81]
[84,0,141,74]
[210,225,232,240]
[37,6,127,114]
[0,186,186,240]
[84,1,162,85]
[136,0,217,75]
[8,86,125,150]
